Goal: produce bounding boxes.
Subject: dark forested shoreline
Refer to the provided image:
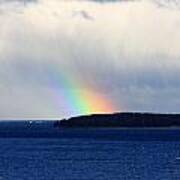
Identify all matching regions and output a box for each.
[54,113,180,128]
[0,113,180,138]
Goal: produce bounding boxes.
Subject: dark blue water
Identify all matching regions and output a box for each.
[1,129,180,179]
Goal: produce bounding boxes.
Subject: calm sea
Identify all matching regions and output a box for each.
[0,128,180,179]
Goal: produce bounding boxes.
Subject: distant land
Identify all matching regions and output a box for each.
[1,113,180,138]
[54,112,180,128]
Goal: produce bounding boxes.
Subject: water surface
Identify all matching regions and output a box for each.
[0,129,180,179]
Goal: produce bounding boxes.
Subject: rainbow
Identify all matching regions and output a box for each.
[47,65,117,117]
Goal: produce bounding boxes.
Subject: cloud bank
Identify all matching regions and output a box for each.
[0,0,180,119]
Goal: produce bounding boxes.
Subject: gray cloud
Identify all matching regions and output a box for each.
[0,0,180,119]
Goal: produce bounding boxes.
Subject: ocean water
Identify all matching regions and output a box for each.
[0,129,180,179]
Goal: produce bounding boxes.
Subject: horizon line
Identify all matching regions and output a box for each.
[0,111,180,121]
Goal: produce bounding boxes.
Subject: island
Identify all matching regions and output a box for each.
[54,112,180,128]
[0,113,180,138]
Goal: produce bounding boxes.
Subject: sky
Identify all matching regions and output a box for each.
[0,0,180,119]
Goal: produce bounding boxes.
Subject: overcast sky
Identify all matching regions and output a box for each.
[0,0,180,119]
